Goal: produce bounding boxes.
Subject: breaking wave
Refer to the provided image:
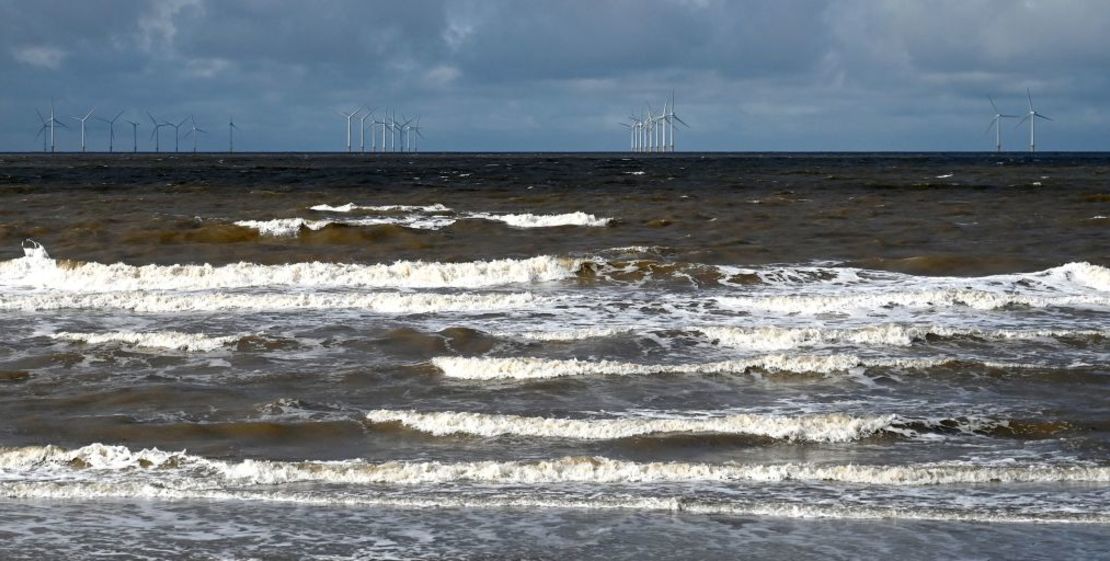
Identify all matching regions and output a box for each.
[696,325,1110,351]
[3,291,536,313]
[3,444,1107,487]
[363,409,1002,443]
[49,330,241,352]
[429,355,979,380]
[310,203,452,213]
[0,249,579,291]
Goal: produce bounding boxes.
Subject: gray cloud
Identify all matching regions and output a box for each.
[2,0,1108,151]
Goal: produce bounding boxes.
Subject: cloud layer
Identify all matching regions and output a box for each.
[3,0,1109,151]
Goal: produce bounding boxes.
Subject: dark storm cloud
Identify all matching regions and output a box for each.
[2,0,1109,151]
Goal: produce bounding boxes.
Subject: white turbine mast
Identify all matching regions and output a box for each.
[71,106,96,152]
[184,115,207,153]
[340,106,362,153]
[42,99,68,153]
[1016,88,1052,153]
[985,95,1018,153]
[665,91,688,152]
[95,110,126,153]
[359,107,376,153]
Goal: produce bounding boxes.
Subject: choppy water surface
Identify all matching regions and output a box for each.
[0,153,1107,560]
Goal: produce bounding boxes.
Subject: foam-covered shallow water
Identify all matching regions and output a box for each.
[0,153,1107,559]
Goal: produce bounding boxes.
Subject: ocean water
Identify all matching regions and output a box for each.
[0,152,1107,560]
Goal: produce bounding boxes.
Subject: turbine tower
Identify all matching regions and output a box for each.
[184,115,207,153]
[1017,89,1052,153]
[123,119,140,153]
[359,107,376,153]
[985,96,1018,153]
[228,116,238,153]
[71,106,96,152]
[166,117,188,152]
[147,112,168,152]
[44,98,67,153]
[96,110,125,153]
[340,107,362,153]
[665,91,689,152]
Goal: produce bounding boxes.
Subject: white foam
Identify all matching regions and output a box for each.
[471,212,612,228]
[50,330,240,352]
[718,288,1110,314]
[0,251,579,291]
[4,444,1107,487]
[235,215,456,236]
[430,355,948,380]
[697,325,1110,351]
[365,409,905,442]
[310,203,453,213]
[3,291,536,313]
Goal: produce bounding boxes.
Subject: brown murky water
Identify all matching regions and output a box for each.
[0,153,1107,560]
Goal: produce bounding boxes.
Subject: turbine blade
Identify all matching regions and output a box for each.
[113,110,124,122]
[984,118,998,135]
[1015,115,1030,127]
[1037,113,1053,121]
[674,115,690,127]
[988,95,1000,114]
[35,109,45,123]
[1027,88,1034,112]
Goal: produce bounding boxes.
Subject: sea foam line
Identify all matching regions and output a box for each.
[364,409,944,442]
[429,355,980,380]
[1,291,537,313]
[507,325,1109,350]
[49,330,241,352]
[1,480,1103,525]
[0,249,580,291]
[3,444,1108,487]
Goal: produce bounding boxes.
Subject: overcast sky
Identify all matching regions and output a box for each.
[2,0,1108,152]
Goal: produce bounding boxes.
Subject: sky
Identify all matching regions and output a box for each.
[2,0,1109,152]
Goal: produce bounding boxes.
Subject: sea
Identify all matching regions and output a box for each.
[0,152,1107,560]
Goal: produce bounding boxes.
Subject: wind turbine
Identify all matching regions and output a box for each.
[184,115,207,153]
[985,96,1018,153]
[664,91,689,152]
[359,107,376,153]
[147,112,167,152]
[71,106,96,152]
[123,119,140,153]
[339,106,362,153]
[166,117,188,152]
[410,117,424,152]
[96,110,125,153]
[42,98,67,153]
[228,116,238,153]
[1016,88,1052,153]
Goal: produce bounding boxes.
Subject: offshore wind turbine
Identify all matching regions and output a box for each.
[664,92,689,152]
[96,110,125,153]
[123,119,140,153]
[147,112,168,152]
[410,117,424,152]
[43,98,67,153]
[985,96,1018,153]
[1016,88,1052,153]
[165,117,188,153]
[184,115,207,153]
[71,106,96,152]
[228,116,238,153]
[339,107,362,153]
[359,107,376,153]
